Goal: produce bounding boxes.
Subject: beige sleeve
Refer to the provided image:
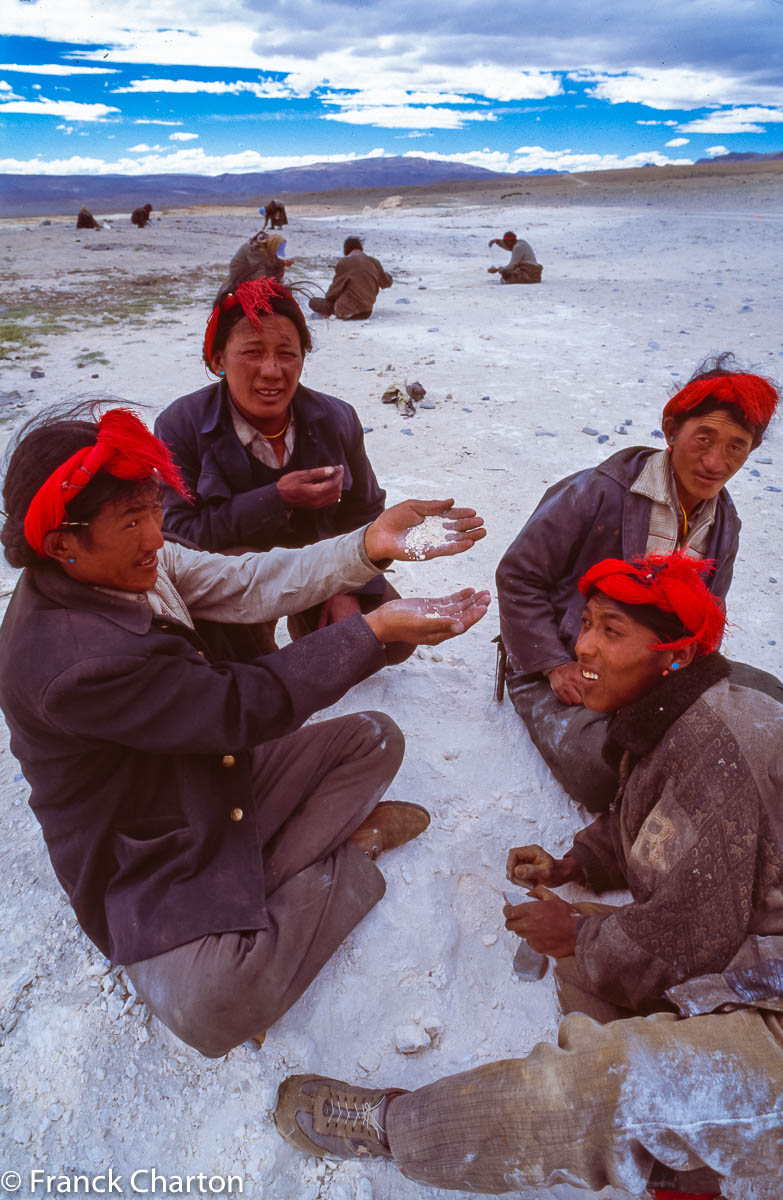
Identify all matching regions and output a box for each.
[159,528,381,623]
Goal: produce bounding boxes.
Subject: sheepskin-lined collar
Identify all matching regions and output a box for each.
[604,652,731,767]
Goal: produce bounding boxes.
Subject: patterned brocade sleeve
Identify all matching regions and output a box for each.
[575,725,762,1013]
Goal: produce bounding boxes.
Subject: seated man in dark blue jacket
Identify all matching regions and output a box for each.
[496,355,780,812]
[155,279,407,655]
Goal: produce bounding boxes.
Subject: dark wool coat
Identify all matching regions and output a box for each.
[496,447,741,677]
[571,655,783,1014]
[155,381,386,569]
[0,561,385,965]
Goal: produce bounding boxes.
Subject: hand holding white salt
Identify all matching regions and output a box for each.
[403,515,450,560]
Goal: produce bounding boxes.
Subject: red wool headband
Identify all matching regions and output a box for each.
[202,278,295,365]
[662,373,778,427]
[579,553,726,656]
[24,408,189,558]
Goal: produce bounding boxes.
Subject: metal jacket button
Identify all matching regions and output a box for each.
[221,754,236,768]
[230,807,244,822]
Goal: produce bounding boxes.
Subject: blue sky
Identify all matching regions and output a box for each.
[2,0,783,175]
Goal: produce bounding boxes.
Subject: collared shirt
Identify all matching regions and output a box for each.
[229,395,296,469]
[630,449,717,557]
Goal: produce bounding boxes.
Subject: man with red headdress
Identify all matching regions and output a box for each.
[0,403,489,1058]
[273,553,783,1200]
[497,355,781,813]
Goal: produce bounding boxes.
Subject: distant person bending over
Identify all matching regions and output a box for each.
[76,206,100,230]
[274,553,783,1200]
[225,232,292,287]
[262,199,288,231]
[131,203,153,229]
[496,356,782,813]
[155,278,412,660]
[488,229,542,284]
[0,404,489,1058]
[308,237,393,321]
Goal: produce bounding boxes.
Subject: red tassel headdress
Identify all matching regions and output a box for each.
[662,373,778,428]
[24,408,189,558]
[203,278,294,366]
[579,553,726,657]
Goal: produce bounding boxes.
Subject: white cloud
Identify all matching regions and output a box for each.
[133,118,183,126]
[168,131,199,141]
[704,145,729,157]
[677,106,783,134]
[0,96,119,120]
[0,62,119,75]
[320,88,480,108]
[401,144,694,173]
[581,68,783,111]
[665,137,689,147]
[56,123,74,134]
[127,143,163,151]
[323,105,497,129]
[0,81,22,99]
[112,77,294,98]
[0,146,388,175]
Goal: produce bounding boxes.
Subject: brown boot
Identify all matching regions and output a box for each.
[348,802,430,859]
[274,1073,407,1159]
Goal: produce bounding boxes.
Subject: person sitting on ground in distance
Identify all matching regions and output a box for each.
[0,403,489,1058]
[155,278,411,658]
[131,203,153,229]
[225,231,292,286]
[487,229,542,284]
[262,199,288,231]
[308,236,393,321]
[496,355,781,812]
[76,206,100,230]
[274,553,783,1200]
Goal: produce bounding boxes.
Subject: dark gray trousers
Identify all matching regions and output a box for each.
[126,711,404,1057]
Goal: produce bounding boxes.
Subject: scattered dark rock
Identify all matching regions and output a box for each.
[651,429,665,438]
[395,298,411,304]
[738,304,752,313]
[462,407,473,413]
[597,434,610,444]
[624,418,633,425]
[420,402,436,409]
[481,395,491,402]
[765,486,781,492]
[750,469,761,477]
[535,430,556,437]
[582,427,598,436]
[406,381,426,402]
[401,428,413,435]
[756,456,773,464]
[30,367,45,379]
[427,327,439,332]
[362,426,373,433]
[614,424,628,435]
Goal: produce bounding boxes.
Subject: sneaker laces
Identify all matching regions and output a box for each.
[323,1092,388,1144]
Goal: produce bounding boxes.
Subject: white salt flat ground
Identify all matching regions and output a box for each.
[0,180,781,1200]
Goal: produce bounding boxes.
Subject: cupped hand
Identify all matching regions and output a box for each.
[505,844,585,888]
[363,588,490,647]
[277,466,344,509]
[502,887,581,958]
[546,660,585,706]
[364,499,485,563]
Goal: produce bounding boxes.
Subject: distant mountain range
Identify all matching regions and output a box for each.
[1,149,780,217]
[0,155,559,216]
[695,149,783,164]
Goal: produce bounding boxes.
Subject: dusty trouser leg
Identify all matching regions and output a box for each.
[127,712,404,1057]
[385,1008,783,1195]
[499,263,543,284]
[308,297,335,316]
[506,668,616,812]
[286,578,415,666]
[727,658,783,704]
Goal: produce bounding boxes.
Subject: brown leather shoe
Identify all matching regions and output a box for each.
[348,801,430,859]
[274,1073,407,1159]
